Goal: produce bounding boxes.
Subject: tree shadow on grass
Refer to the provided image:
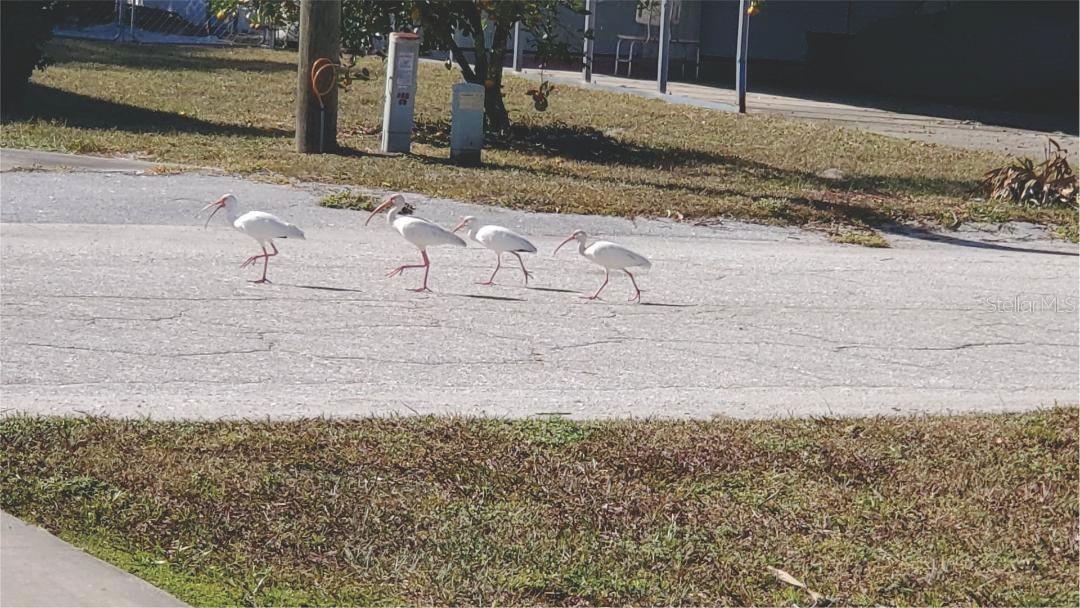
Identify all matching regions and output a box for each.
[8,84,290,138]
[49,39,296,73]
[411,118,977,200]
[413,119,746,171]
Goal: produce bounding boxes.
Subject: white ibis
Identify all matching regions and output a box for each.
[554,230,651,302]
[201,193,305,284]
[366,194,466,292]
[451,216,538,286]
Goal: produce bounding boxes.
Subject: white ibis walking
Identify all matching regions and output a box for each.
[554,230,651,302]
[452,216,538,286]
[366,194,466,292]
[201,193,305,283]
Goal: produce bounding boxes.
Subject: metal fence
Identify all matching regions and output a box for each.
[53,0,296,47]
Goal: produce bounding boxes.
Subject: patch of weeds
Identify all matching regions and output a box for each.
[1053,222,1079,242]
[749,197,806,225]
[514,416,592,447]
[319,189,379,211]
[143,164,187,175]
[64,136,109,155]
[828,229,890,248]
[966,198,1015,224]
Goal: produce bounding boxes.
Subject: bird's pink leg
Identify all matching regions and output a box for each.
[581,269,610,300]
[408,250,432,293]
[239,248,263,269]
[386,249,427,279]
[513,252,533,286]
[478,253,502,286]
[624,269,642,302]
[249,242,278,284]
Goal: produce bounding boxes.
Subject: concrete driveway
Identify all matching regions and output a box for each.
[1,154,1076,419]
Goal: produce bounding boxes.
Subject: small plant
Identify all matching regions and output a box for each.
[526,80,556,112]
[526,66,557,112]
[334,54,371,91]
[978,139,1078,208]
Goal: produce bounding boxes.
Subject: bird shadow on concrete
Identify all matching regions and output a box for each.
[640,302,698,308]
[287,284,366,293]
[453,293,527,302]
[527,286,580,294]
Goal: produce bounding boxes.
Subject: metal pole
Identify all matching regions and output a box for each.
[736,0,750,113]
[582,0,595,82]
[513,21,523,72]
[657,0,671,93]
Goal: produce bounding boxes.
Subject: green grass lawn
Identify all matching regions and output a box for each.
[2,409,1077,606]
[2,39,1075,242]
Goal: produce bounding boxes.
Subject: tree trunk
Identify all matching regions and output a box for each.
[484,20,511,132]
[295,0,341,153]
[449,3,511,133]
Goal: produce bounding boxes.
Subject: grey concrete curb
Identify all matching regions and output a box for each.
[1,511,188,607]
[0,149,203,175]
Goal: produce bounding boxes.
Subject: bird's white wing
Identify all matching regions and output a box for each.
[587,241,651,269]
[477,225,537,253]
[235,211,305,240]
[395,216,467,248]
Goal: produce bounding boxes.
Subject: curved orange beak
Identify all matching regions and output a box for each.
[365,196,395,226]
[200,197,226,228]
[451,219,468,233]
[553,234,576,256]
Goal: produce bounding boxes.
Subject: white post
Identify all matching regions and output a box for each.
[657,0,671,93]
[582,0,595,82]
[381,32,421,154]
[450,83,485,166]
[513,21,523,72]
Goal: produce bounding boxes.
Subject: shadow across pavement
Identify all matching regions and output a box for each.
[887,226,1079,257]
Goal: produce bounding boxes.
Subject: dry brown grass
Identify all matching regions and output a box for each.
[2,409,1077,606]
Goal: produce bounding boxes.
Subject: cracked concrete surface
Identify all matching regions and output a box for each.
[1,162,1077,419]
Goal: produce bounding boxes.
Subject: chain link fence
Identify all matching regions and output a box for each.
[53,0,296,47]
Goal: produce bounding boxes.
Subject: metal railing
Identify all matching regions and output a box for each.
[52,0,296,47]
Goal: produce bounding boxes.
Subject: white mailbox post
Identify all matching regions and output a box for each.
[450,82,485,165]
[381,32,420,154]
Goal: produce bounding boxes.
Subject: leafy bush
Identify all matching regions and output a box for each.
[1,1,58,114]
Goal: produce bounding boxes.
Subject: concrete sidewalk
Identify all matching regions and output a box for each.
[507,67,1079,160]
[0,511,187,607]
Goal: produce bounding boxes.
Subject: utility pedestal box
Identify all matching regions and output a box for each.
[381,32,420,154]
[450,82,485,166]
